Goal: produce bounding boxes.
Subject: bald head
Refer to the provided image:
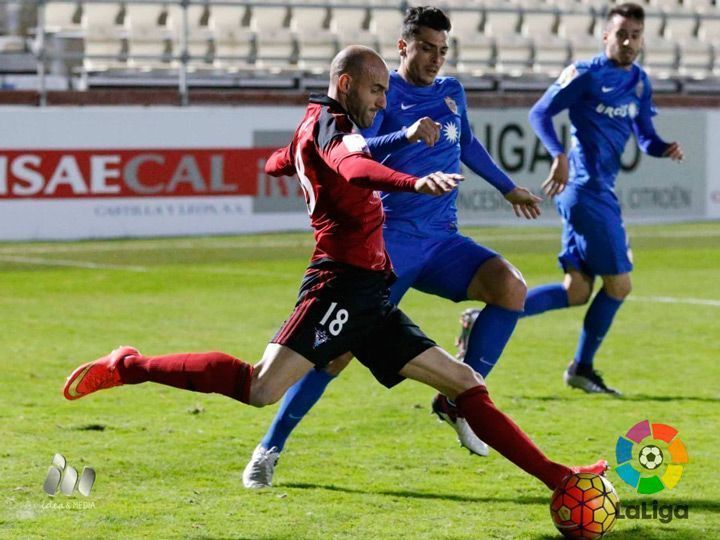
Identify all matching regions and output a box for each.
[330,45,387,83]
[328,46,389,129]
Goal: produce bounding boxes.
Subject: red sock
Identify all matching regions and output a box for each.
[455,385,570,490]
[117,351,253,404]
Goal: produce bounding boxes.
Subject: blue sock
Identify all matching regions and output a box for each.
[464,304,521,377]
[522,283,569,317]
[575,289,624,366]
[260,369,335,452]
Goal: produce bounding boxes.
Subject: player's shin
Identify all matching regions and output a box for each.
[118,351,254,404]
[261,369,335,451]
[455,385,570,489]
[463,305,520,376]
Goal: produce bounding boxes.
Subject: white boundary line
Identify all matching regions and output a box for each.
[628,295,720,307]
[0,239,314,255]
[2,253,719,306]
[0,255,293,278]
[0,227,718,256]
[0,256,148,272]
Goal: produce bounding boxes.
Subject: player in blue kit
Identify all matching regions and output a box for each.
[242,6,543,488]
[458,3,683,396]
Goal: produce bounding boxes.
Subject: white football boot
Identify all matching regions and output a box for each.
[242,445,280,488]
[432,393,490,457]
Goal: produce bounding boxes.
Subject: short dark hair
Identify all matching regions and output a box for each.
[607,3,645,23]
[401,6,451,40]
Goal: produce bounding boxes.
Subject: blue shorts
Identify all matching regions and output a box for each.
[384,228,498,304]
[556,187,633,277]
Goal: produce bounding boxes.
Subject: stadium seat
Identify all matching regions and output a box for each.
[648,0,684,10]
[663,9,712,79]
[369,6,405,68]
[330,5,376,50]
[166,3,215,69]
[251,5,295,71]
[442,0,484,6]
[640,8,679,79]
[561,7,602,62]
[291,2,335,74]
[484,0,533,76]
[690,0,719,13]
[696,10,720,77]
[525,6,571,77]
[82,3,129,73]
[450,7,494,76]
[43,1,83,34]
[125,3,176,71]
[209,5,254,71]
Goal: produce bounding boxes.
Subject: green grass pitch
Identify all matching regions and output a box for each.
[1,222,718,539]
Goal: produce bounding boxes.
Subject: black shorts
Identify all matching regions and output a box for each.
[271,260,436,388]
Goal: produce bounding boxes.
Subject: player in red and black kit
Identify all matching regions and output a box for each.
[62,46,607,492]
[262,85,460,385]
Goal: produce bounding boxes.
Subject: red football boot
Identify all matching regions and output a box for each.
[63,346,139,400]
[570,459,609,477]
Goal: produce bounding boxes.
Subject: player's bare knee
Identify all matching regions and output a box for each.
[565,275,593,306]
[247,378,282,408]
[604,281,632,300]
[567,287,591,306]
[449,362,485,396]
[503,270,527,310]
[474,262,526,310]
[324,352,353,376]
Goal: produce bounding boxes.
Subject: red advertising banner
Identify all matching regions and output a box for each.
[0,148,280,199]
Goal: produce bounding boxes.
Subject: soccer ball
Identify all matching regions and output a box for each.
[550,473,620,539]
[638,445,664,470]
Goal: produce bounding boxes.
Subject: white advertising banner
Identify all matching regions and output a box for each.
[459,108,707,225]
[706,111,720,219]
[0,105,715,241]
[0,106,310,240]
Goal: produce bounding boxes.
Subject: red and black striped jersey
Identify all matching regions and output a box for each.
[265,95,418,272]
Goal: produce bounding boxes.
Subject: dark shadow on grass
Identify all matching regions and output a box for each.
[193,533,292,540]
[279,481,548,505]
[616,394,719,403]
[192,494,716,540]
[72,423,107,431]
[513,394,719,403]
[534,527,694,540]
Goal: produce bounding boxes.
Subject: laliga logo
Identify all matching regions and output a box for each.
[615,420,688,494]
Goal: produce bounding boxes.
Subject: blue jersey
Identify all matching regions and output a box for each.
[529,54,667,192]
[362,71,514,237]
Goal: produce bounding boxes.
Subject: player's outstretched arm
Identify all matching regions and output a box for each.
[663,142,684,161]
[265,145,296,177]
[541,153,569,197]
[414,172,464,196]
[504,187,543,219]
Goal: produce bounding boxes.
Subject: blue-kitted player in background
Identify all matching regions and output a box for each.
[243,6,543,488]
[519,3,683,395]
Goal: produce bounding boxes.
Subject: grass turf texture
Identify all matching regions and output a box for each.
[1,222,718,539]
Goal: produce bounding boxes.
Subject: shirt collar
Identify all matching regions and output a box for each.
[309,94,347,114]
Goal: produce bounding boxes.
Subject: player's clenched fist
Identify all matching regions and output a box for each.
[414,172,463,195]
[664,142,684,162]
[406,117,442,146]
